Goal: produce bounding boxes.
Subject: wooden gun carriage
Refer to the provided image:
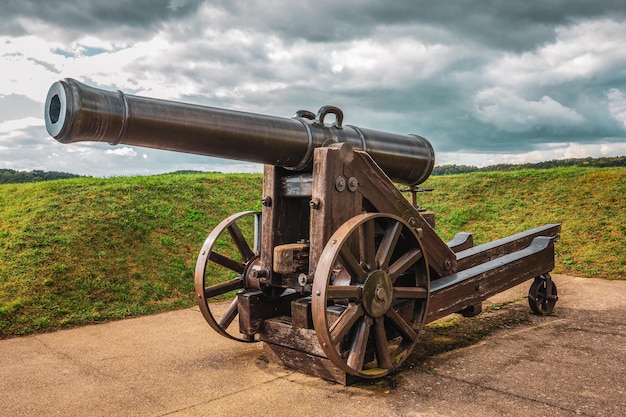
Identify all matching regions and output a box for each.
[45,79,560,384]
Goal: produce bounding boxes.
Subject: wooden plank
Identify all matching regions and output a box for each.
[263,343,355,385]
[260,316,326,357]
[291,297,313,329]
[420,211,435,228]
[455,224,560,270]
[346,151,457,277]
[309,146,363,273]
[238,290,301,335]
[426,236,556,323]
[273,243,310,275]
[261,165,279,285]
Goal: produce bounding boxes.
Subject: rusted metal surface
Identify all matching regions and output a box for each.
[45,79,561,385]
[194,211,261,342]
[311,213,430,379]
[528,273,558,315]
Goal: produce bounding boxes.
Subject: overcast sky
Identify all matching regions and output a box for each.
[2,1,626,176]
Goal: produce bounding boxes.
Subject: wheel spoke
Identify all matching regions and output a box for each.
[329,303,365,345]
[217,297,239,329]
[339,245,367,283]
[312,213,429,378]
[347,316,373,371]
[360,220,376,272]
[209,250,245,273]
[385,307,418,342]
[376,220,402,270]
[204,278,244,299]
[393,286,428,299]
[228,222,255,261]
[388,248,423,283]
[373,317,393,369]
[326,285,363,300]
[195,211,263,344]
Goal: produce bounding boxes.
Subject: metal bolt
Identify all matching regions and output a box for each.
[309,198,321,209]
[250,268,268,279]
[335,176,346,192]
[375,285,386,302]
[261,197,272,207]
[347,177,359,192]
[298,273,310,286]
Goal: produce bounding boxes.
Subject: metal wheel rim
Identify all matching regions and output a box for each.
[312,213,430,378]
[194,211,261,342]
[528,273,558,315]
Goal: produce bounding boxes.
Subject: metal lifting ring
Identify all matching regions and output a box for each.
[315,105,343,129]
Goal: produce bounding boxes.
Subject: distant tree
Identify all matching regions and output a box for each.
[0,169,83,184]
[432,156,626,176]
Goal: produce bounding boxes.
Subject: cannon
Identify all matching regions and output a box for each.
[45,79,560,384]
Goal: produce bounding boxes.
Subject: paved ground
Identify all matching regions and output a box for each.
[1,274,624,417]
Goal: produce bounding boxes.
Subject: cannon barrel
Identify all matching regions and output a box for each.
[45,78,435,185]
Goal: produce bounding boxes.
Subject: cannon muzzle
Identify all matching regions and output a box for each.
[45,78,435,185]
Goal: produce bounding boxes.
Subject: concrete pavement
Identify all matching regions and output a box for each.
[1,274,624,417]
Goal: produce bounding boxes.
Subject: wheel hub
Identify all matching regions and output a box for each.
[362,270,393,317]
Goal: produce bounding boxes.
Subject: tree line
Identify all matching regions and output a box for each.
[431,156,626,176]
[2,156,624,183]
[0,169,82,184]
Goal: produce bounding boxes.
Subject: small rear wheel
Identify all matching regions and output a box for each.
[528,273,558,315]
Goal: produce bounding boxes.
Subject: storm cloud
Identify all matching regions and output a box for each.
[1,0,626,175]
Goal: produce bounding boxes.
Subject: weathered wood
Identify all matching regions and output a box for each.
[345,150,458,277]
[261,165,312,286]
[420,211,436,228]
[263,343,354,385]
[238,290,301,335]
[291,297,313,329]
[273,243,310,275]
[309,146,363,272]
[455,224,560,270]
[260,316,326,357]
[426,236,555,323]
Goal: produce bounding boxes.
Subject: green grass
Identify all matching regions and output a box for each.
[418,167,626,280]
[0,167,624,338]
[0,173,262,337]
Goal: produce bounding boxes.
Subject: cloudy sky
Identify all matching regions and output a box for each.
[2,1,626,176]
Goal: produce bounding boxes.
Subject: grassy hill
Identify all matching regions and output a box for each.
[418,167,625,281]
[1,167,624,338]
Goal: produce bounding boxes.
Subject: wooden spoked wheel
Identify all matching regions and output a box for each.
[528,273,558,315]
[195,211,262,342]
[312,213,430,378]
